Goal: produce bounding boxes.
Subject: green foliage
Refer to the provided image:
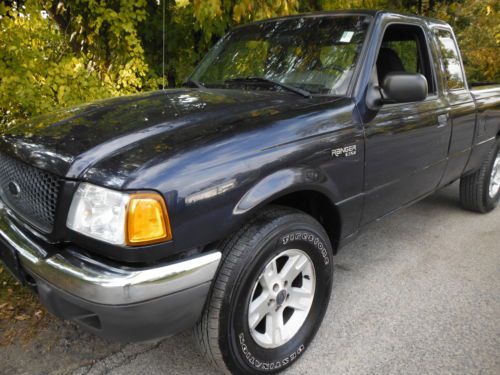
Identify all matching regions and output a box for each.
[0,0,499,128]
[318,0,391,10]
[47,0,150,92]
[0,1,113,127]
[433,0,500,83]
[386,40,419,73]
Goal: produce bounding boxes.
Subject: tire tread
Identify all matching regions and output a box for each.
[460,139,499,213]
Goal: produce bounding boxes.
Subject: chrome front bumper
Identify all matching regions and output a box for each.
[0,199,221,305]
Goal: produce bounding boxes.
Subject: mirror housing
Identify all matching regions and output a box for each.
[381,72,428,103]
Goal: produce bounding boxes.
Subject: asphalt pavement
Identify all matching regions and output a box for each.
[3,182,500,375]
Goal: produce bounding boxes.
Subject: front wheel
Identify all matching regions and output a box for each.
[460,138,500,213]
[194,206,333,374]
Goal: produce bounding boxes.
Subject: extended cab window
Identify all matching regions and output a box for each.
[376,24,436,95]
[434,29,466,90]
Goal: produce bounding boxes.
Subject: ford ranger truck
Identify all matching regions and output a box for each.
[1,10,499,375]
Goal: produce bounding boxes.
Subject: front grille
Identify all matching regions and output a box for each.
[0,152,62,232]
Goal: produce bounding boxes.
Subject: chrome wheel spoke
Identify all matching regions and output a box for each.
[271,311,286,345]
[260,259,278,291]
[287,288,314,311]
[279,253,309,283]
[249,291,270,328]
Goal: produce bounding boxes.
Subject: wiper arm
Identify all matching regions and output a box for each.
[224,77,312,98]
[182,79,206,89]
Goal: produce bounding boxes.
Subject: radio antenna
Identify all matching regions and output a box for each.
[162,0,166,90]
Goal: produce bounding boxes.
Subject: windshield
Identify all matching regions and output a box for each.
[190,15,371,96]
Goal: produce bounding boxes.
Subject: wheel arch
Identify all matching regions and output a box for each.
[232,168,343,252]
[269,190,342,252]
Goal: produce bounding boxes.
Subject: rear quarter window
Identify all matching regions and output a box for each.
[434,29,466,90]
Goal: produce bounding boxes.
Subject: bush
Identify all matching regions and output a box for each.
[0,1,115,128]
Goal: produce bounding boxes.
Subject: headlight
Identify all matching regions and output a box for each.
[67,183,172,246]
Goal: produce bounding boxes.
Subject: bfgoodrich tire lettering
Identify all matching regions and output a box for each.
[194,206,334,374]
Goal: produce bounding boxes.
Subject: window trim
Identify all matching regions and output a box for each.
[372,21,439,98]
[432,26,469,93]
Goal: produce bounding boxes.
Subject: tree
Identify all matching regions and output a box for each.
[1,0,498,128]
[0,1,113,127]
[434,0,499,83]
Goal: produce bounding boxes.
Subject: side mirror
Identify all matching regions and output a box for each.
[381,72,428,103]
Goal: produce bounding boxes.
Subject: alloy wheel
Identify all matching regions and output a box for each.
[248,249,316,349]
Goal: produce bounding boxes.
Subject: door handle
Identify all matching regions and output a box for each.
[437,114,449,128]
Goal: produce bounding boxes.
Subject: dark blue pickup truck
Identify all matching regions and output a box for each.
[1,10,499,375]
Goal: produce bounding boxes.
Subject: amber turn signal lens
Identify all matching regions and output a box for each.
[126,193,172,246]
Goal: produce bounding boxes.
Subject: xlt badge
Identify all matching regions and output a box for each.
[331,144,357,158]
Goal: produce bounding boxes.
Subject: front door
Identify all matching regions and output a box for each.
[362,23,451,224]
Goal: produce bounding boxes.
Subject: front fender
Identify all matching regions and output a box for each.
[233,167,337,215]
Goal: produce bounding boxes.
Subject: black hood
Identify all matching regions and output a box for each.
[0,88,336,181]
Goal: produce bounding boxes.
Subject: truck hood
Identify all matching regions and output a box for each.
[0,88,335,181]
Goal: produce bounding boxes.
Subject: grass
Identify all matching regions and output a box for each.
[0,265,49,345]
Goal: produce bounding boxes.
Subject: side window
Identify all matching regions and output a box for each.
[376,24,436,95]
[385,39,419,73]
[434,29,465,90]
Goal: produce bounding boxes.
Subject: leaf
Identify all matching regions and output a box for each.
[34,310,43,320]
[176,0,190,8]
[14,314,30,321]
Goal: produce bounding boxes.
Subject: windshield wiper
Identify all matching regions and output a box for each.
[224,77,312,98]
[182,79,206,89]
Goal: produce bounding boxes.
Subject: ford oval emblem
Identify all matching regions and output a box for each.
[8,181,21,197]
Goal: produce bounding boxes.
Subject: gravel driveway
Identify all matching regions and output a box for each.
[2,182,499,375]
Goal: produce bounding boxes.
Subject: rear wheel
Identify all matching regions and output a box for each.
[194,206,333,374]
[460,139,500,213]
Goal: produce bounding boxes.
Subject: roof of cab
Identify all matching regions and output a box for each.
[235,9,449,28]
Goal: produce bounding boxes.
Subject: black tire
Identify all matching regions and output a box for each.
[194,206,333,374]
[460,138,500,213]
